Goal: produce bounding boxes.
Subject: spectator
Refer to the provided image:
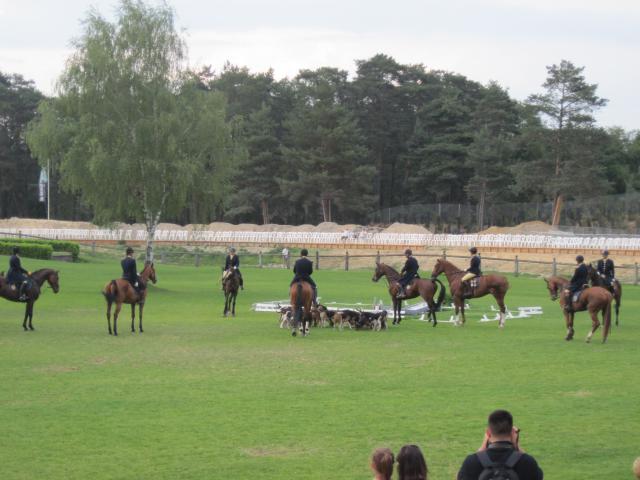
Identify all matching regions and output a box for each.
[397,444,428,480]
[370,447,394,480]
[282,247,289,267]
[633,457,640,479]
[457,409,543,480]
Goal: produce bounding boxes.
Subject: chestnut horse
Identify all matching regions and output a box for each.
[431,258,509,327]
[0,269,60,330]
[544,276,612,343]
[102,262,156,335]
[222,270,240,317]
[586,264,621,326]
[372,262,445,326]
[289,280,313,337]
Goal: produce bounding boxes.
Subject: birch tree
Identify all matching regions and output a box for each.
[26,0,234,259]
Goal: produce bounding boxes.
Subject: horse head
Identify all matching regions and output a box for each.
[144,262,157,284]
[372,262,384,282]
[431,258,445,279]
[543,277,559,301]
[47,270,60,293]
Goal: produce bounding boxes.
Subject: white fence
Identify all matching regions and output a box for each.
[2,228,640,251]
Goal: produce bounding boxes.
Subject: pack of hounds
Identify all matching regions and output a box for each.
[277,304,388,332]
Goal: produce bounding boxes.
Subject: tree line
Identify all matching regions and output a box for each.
[1,1,639,242]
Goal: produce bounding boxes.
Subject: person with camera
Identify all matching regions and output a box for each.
[457,409,543,480]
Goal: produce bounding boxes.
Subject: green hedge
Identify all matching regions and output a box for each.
[0,238,79,260]
[0,241,53,260]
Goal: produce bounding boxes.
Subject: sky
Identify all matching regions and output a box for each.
[1,0,639,130]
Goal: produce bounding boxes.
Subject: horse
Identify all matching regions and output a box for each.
[102,262,156,336]
[372,262,445,326]
[222,269,240,317]
[586,264,622,326]
[0,269,60,331]
[431,258,509,327]
[289,280,313,337]
[543,276,612,343]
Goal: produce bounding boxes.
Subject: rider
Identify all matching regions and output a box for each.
[396,249,419,299]
[291,248,317,304]
[121,247,145,294]
[223,247,243,290]
[7,246,30,301]
[565,255,588,313]
[461,247,482,298]
[596,249,615,289]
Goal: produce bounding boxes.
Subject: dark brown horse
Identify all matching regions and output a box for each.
[372,262,445,326]
[289,280,313,337]
[586,264,621,326]
[544,276,612,343]
[102,262,156,335]
[0,269,60,330]
[222,269,240,317]
[431,258,509,327]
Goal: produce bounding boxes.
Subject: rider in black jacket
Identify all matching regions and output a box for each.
[596,249,615,287]
[7,246,30,301]
[223,247,243,289]
[396,249,419,299]
[565,255,588,312]
[121,247,144,293]
[291,249,317,303]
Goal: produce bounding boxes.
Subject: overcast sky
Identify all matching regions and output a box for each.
[1,0,638,130]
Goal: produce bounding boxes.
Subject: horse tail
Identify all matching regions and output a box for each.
[434,278,446,311]
[603,296,612,343]
[103,280,117,303]
[296,282,303,311]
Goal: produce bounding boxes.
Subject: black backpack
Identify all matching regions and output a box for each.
[476,450,522,480]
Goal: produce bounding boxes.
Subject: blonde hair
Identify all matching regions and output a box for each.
[371,448,394,480]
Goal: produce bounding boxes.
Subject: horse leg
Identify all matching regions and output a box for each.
[29,302,35,330]
[586,309,600,343]
[131,304,136,333]
[23,303,29,331]
[139,303,144,333]
[460,301,467,326]
[223,292,228,317]
[232,292,237,317]
[428,300,437,327]
[107,301,113,335]
[495,292,506,329]
[113,303,122,336]
[564,311,574,341]
[396,299,402,325]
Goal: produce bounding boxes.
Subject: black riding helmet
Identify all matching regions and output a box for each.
[469,247,478,254]
[404,249,412,256]
[602,249,609,257]
[126,247,134,255]
[301,249,308,257]
[13,246,20,255]
[576,255,584,263]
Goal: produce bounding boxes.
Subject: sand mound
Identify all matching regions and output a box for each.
[479,221,553,235]
[0,218,98,230]
[383,222,432,234]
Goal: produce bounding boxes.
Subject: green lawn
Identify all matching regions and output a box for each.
[0,255,638,479]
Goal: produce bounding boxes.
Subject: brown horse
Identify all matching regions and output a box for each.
[0,269,60,330]
[102,262,157,335]
[289,280,313,337]
[222,270,240,317]
[544,276,612,343]
[372,262,445,326]
[431,258,509,327]
[586,264,622,326]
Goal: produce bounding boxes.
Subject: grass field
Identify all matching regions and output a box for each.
[1,255,639,479]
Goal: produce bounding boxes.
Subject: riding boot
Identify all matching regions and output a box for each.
[239,275,244,290]
[461,281,471,299]
[18,281,27,302]
[312,287,318,306]
[564,293,573,313]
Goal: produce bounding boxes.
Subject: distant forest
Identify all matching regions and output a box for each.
[2,55,639,229]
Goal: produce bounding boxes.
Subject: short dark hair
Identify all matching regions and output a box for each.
[396,444,427,480]
[602,249,609,256]
[488,409,513,436]
[469,247,478,254]
[576,255,584,263]
[126,247,134,255]
[405,249,412,256]
[301,248,308,256]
